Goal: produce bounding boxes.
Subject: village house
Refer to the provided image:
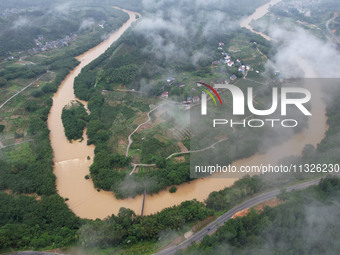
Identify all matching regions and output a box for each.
[29,34,78,55]
[192,96,200,103]
[166,77,175,84]
[227,60,234,67]
[161,91,169,99]
[230,74,237,81]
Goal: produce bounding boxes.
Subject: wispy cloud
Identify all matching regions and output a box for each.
[267,26,340,78]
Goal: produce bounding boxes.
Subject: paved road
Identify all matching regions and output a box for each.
[154,178,322,255]
[0,74,45,110]
[326,17,340,44]
[0,139,33,150]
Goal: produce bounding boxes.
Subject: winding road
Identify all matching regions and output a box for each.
[154,177,324,255]
[326,17,340,44]
[125,103,165,157]
[166,139,228,160]
[0,73,46,110]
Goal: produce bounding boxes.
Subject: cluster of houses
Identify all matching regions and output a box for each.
[28,34,78,54]
[161,77,175,98]
[182,96,200,105]
[0,8,32,17]
[220,52,235,67]
[182,96,200,109]
[217,41,225,50]
[237,61,251,74]
[214,42,252,81]
[166,77,175,84]
[161,90,200,110]
[275,0,319,18]
[161,76,201,108]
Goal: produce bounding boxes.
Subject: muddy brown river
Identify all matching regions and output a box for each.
[240,0,282,41]
[47,3,327,219]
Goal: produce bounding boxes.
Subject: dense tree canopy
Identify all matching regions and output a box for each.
[62,101,89,141]
[0,193,81,250]
[79,200,212,247]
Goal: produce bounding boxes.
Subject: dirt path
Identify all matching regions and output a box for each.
[166,139,227,160]
[129,163,157,175]
[0,74,46,110]
[326,17,340,44]
[125,103,165,157]
[0,139,33,150]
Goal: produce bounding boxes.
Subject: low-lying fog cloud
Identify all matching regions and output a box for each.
[268,26,340,78]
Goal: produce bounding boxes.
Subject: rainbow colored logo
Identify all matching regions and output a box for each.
[197,81,222,106]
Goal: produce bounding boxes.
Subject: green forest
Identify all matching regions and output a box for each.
[80,200,212,247]
[62,101,88,141]
[0,193,80,249]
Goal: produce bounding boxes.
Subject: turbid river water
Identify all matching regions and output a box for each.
[48,2,327,220]
[240,0,282,41]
